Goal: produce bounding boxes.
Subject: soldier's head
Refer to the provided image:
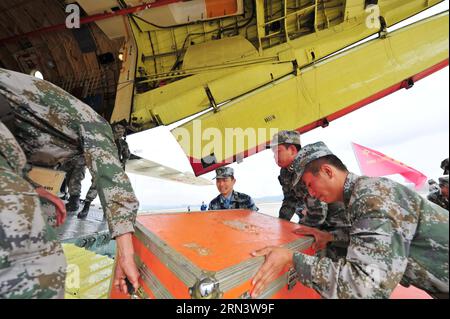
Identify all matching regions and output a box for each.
[441,158,449,175]
[428,179,439,192]
[269,130,301,168]
[439,176,449,198]
[214,167,236,197]
[112,122,126,140]
[293,142,348,203]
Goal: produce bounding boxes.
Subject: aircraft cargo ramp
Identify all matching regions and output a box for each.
[62,244,114,299]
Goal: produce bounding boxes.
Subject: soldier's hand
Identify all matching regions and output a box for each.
[250,246,293,298]
[293,226,333,251]
[114,256,140,295]
[114,233,140,295]
[35,187,67,226]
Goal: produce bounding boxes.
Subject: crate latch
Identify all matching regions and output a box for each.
[189,275,221,299]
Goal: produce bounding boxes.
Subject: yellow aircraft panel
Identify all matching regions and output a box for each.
[172,12,449,175]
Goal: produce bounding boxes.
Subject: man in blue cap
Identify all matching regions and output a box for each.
[208,167,258,211]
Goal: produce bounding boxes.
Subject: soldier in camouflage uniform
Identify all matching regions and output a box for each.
[442,158,449,175]
[428,179,440,193]
[60,154,86,212]
[439,176,449,198]
[269,130,326,224]
[427,177,449,211]
[208,167,259,211]
[113,122,131,169]
[270,131,350,260]
[78,180,98,218]
[252,142,449,299]
[0,68,140,295]
[78,122,131,219]
[0,121,67,298]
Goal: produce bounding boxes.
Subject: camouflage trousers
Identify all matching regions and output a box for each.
[60,156,86,197]
[85,179,98,203]
[0,166,67,299]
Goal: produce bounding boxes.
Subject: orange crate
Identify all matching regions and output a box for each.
[110,210,321,299]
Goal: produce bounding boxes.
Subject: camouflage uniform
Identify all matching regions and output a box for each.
[208,191,259,211]
[427,189,449,211]
[279,164,330,226]
[0,122,66,298]
[83,126,131,203]
[208,167,259,211]
[427,177,449,211]
[0,68,139,239]
[270,131,328,225]
[291,142,449,299]
[85,180,98,202]
[270,131,348,259]
[83,127,131,204]
[278,164,350,260]
[59,154,86,198]
[115,137,131,170]
[318,202,351,261]
[78,126,132,219]
[278,167,305,220]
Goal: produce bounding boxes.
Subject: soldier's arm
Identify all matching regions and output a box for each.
[79,122,139,239]
[327,229,350,244]
[279,199,300,221]
[248,197,259,212]
[293,197,409,299]
[278,175,298,221]
[299,195,327,228]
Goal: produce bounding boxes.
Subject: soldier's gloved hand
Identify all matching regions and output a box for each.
[293,226,333,251]
[35,186,67,226]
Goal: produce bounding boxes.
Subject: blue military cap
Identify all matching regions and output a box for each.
[214,167,234,179]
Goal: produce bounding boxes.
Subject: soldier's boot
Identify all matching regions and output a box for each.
[77,201,91,219]
[66,195,80,212]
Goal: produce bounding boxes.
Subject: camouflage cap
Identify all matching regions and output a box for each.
[268,130,301,148]
[292,141,334,186]
[214,167,234,179]
[441,158,448,169]
[438,175,449,187]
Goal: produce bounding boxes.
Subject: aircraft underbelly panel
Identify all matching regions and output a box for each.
[171,12,449,176]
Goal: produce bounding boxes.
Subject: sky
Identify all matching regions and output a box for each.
[81,2,449,211]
